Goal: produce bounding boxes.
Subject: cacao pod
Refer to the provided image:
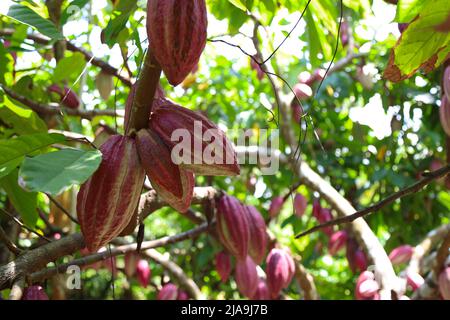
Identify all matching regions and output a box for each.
[150,99,240,176]
[438,267,450,300]
[355,271,379,300]
[265,248,295,299]
[340,21,349,47]
[293,83,312,100]
[216,195,250,260]
[146,0,208,86]
[252,279,271,300]
[77,135,145,252]
[136,128,194,213]
[215,251,232,283]
[157,283,178,300]
[234,256,259,299]
[136,259,151,288]
[268,196,284,218]
[48,84,80,109]
[406,272,424,291]
[328,230,348,256]
[388,245,414,265]
[244,205,268,265]
[398,23,408,33]
[177,290,189,300]
[250,56,264,80]
[95,71,114,101]
[293,193,307,217]
[312,199,322,219]
[444,66,450,101]
[297,71,311,84]
[440,95,450,136]
[22,286,49,300]
[346,237,368,273]
[307,69,326,85]
[316,208,334,236]
[291,101,303,123]
[124,252,139,278]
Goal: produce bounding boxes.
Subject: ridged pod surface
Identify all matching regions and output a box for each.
[440,95,450,136]
[157,283,178,300]
[146,0,207,86]
[388,245,414,265]
[215,251,232,283]
[216,195,249,260]
[77,135,145,252]
[136,128,194,212]
[234,256,259,298]
[265,248,295,299]
[244,205,268,265]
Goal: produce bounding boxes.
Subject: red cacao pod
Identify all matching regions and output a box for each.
[268,196,284,218]
[216,195,250,260]
[215,251,232,283]
[150,99,240,176]
[265,248,295,299]
[293,193,307,217]
[48,84,80,109]
[291,101,304,123]
[406,272,424,291]
[346,237,368,273]
[444,66,450,101]
[77,135,145,252]
[157,283,178,300]
[124,252,139,278]
[234,256,259,299]
[328,230,348,256]
[146,0,208,86]
[293,83,312,100]
[388,245,414,265]
[355,271,379,300]
[307,69,326,85]
[136,128,194,213]
[316,208,334,236]
[297,71,311,84]
[22,286,49,300]
[312,199,322,219]
[440,95,450,136]
[177,290,189,300]
[438,267,450,300]
[244,205,268,265]
[136,259,151,288]
[252,279,271,300]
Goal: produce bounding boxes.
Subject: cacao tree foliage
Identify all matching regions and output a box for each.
[0,0,449,300]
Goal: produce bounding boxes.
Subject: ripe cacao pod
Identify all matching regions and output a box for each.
[252,279,271,300]
[346,237,368,273]
[157,283,178,300]
[293,83,313,100]
[136,128,194,213]
[215,251,232,283]
[291,101,303,123]
[234,256,259,299]
[440,95,450,136]
[95,71,114,101]
[293,193,307,217]
[444,66,450,101]
[357,279,379,299]
[406,272,424,291]
[312,199,322,219]
[297,71,311,84]
[268,196,284,218]
[177,290,189,300]
[146,0,208,86]
[48,84,80,109]
[265,248,295,299]
[244,205,268,265]
[77,135,145,252]
[124,252,139,278]
[388,245,414,265]
[438,267,450,300]
[355,270,375,300]
[216,195,250,260]
[136,259,151,288]
[22,286,49,300]
[315,208,334,236]
[328,230,348,256]
[150,99,240,176]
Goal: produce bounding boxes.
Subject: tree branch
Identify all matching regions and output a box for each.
[294,257,318,300]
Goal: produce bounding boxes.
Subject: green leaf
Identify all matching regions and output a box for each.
[0,93,47,135]
[102,0,137,47]
[61,0,90,25]
[0,169,38,228]
[6,4,64,40]
[53,52,87,83]
[394,0,428,23]
[0,133,66,180]
[228,0,248,11]
[19,148,102,195]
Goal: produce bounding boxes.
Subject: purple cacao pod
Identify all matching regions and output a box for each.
[265,248,295,299]
[440,95,450,136]
[293,193,307,217]
[328,230,348,256]
[234,256,259,299]
[252,279,271,300]
[406,272,425,291]
[268,196,284,218]
[215,251,232,283]
[388,245,414,265]
[157,283,178,300]
[136,259,151,288]
[244,205,268,265]
[22,286,49,300]
[438,267,450,300]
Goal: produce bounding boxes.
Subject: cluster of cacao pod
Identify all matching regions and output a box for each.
[48,84,80,109]
[157,283,188,300]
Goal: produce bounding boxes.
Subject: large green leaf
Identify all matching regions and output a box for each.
[19,148,102,195]
[394,0,428,23]
[0,93,47,135]
[53,52,87,83]
[102,0,137,47]
[228,0,248,11]
[0,133,66,180]
[0,169,38,228]
[6,4,64,40]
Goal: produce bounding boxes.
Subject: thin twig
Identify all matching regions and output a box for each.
[0,208,51,243]
[296,164,450,238]
[0,225,22,255]
[47,194,79,225]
